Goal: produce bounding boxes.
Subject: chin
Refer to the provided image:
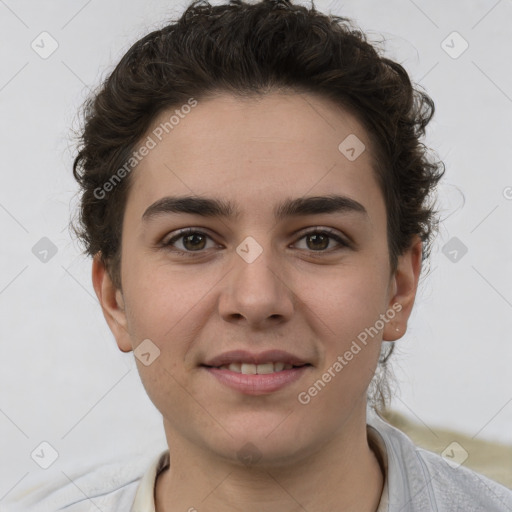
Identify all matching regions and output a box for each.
[205,417,321,467]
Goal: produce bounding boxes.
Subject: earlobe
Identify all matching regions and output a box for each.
[91,253,133,353]
[383,237,423,342]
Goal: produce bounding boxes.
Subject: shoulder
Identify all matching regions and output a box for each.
[2,449,165,512]
[415,445,512,511]
[368,412,512,512]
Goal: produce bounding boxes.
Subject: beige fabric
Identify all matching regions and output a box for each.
[130,450,169,512]
[382,409,512,489]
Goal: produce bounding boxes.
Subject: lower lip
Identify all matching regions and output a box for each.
[203,366,310,395]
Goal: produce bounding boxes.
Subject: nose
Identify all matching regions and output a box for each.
[218,238,295,329]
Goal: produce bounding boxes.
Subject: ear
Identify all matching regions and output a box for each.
[91,253,133,353]
[383,237,423,341]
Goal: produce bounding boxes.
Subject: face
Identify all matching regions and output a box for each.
[94,91,421,466]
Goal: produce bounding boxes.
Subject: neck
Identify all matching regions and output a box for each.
[155,412,384,512]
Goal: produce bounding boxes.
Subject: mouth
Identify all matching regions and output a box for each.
[202,361,312,374]
[200,350,313,395]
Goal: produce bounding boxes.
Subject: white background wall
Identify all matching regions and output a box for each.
[1,0,511,502]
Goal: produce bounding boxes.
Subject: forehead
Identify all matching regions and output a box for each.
[126,91,383,220]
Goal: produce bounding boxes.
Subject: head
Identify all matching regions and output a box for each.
[72,0,444,464]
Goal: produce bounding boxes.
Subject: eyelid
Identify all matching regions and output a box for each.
[160,227,220,255]
[293,226,350,245]
[161,227,214,245]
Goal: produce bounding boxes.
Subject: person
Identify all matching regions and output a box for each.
[10,0,512,510]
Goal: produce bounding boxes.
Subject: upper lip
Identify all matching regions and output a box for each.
[202,350,310,367]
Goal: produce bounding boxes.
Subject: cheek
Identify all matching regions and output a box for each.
[122,253,215,341]
[297,276,387,411]
[300,260,391,335]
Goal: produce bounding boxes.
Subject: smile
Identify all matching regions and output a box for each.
[214,362,304,374]
[202,364,311,395]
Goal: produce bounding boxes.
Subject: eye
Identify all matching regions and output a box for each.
[293,228,349,252]
[161,228,217,256]
[161,227,349,257]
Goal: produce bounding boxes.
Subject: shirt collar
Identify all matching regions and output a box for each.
[130,449,169,512]
[131,424,389,512]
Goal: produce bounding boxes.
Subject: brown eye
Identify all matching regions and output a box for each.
[181,232,207,251]
[294,229,348,252]
[305,232,330,251]
[162,229,216,256]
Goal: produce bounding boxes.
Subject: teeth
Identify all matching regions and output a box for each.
[218,362,298,374]
[241,363,257,375]
[228,362,241,372]
[256,362,274,374]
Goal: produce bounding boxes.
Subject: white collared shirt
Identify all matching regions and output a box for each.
[5,412,512,511]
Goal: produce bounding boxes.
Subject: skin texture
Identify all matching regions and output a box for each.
[92,92,422,511]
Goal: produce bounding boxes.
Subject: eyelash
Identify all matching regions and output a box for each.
[160,227,350,257]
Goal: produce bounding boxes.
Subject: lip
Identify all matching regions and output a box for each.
[203,365,311,395]
[202,349,310,367]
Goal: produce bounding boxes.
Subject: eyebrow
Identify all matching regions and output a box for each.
[141,194,368,222]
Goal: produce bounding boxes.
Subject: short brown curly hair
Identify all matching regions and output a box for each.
[71,0,444,411]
